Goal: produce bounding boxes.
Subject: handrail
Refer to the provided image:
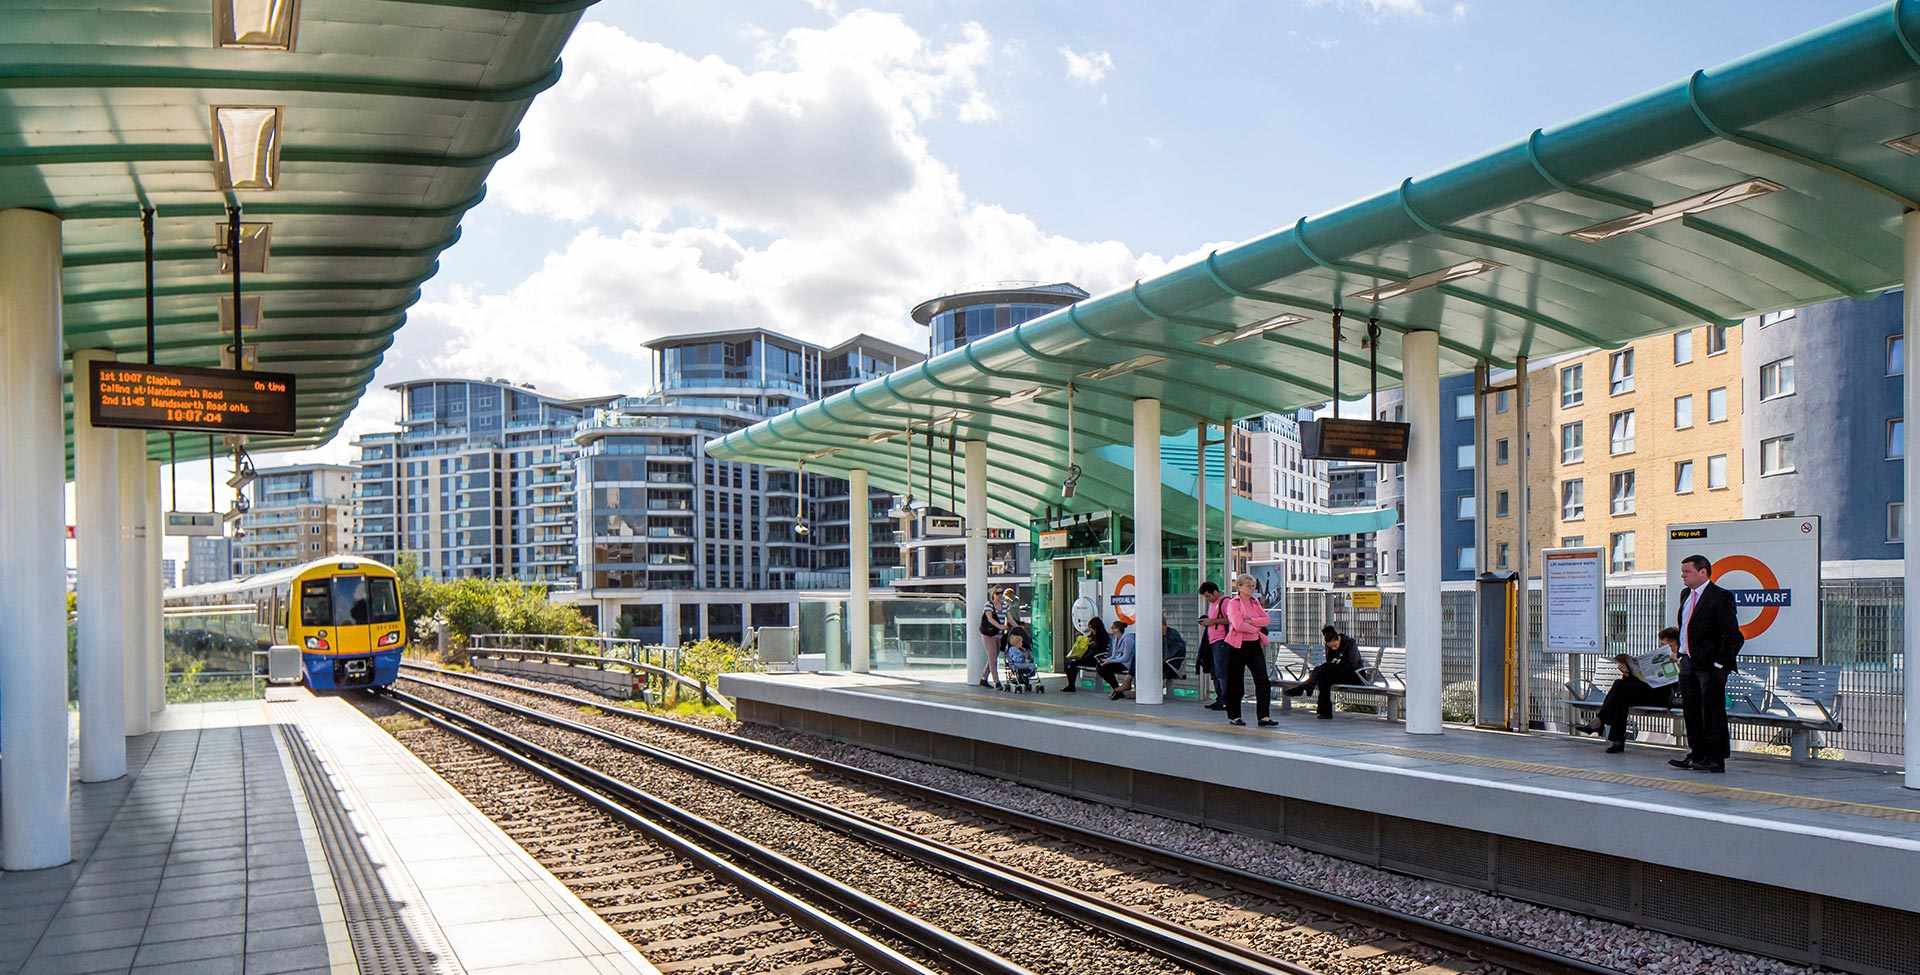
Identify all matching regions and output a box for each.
[463,642,731,710]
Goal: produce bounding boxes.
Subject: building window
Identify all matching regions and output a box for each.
[1759,357,1795,401]
[1757,308,1796,328]
[1707,386,1728,423]
[1496,438,1510,465]
[1674,460,1695,494]
[1561,535,1585,547]
[1610,470,1636,515]
[1456,393,1476,420]
[1708,453,1729,490]
[1561,422,1583,463]
[1760,435,1795,476]
[1706,324,1728,356]
[1891,503,1905,543]
[1496,542,1511,568]
[1560,364,1584,407]
[1673,330,1693,365]
[1890,418,1905,459]
[1561,479,1585,521]
[1674,394,1693,430]
[1458,547,1476,572]
[1610,531,1636,573]
[1457,443,1475,469]
[1609,349,1635,395]
[1889,335,1904,376]
[1609,410,1636,455]
[1495,490,1510,518]
[1495,390,1510,414]
[1458,496,1475,520]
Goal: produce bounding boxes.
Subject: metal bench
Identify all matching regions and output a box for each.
[1279,644,1408,720]
[1565,662,1842,763]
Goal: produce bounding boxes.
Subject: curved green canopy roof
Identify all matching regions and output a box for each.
[710,1,1920,523]
[1090,439,1397,542]
[0,0,593,470]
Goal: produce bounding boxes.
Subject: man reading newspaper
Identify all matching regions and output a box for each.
[1575,627,1683,753]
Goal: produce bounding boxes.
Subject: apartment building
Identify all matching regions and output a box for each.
[234,463,354,576]
[1481,322,1745,580]
[563,329,922,643]
[185,535,234,586]
[1327,462,1379,587]
[351,379,615,587]
[1244,412,1332,589]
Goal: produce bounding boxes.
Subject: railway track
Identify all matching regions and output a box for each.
[367,696,943,975]
[388,663,1618,975]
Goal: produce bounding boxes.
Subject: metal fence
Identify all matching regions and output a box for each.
[1285,578,1907,765]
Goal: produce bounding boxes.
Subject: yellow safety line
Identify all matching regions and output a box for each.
[866,681,1920,826]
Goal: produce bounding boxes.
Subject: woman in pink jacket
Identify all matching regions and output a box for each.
[1221,575,1278,727]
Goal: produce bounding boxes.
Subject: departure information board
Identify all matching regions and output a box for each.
[1300,417,1411,463]
[88,361,297,436]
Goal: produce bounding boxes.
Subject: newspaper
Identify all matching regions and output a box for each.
[1621,651,1680,689]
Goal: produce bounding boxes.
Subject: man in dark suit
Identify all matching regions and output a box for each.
[1669,554,1744,773]
[1284,624,1365,719]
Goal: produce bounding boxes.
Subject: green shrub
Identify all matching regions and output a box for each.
[1441,680,1477,724]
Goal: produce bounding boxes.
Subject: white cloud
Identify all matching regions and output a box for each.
[1452,2,1469,18]
[443,11,1211,401]
[1059,46,1115,85]
[1144,135,1164,151]
[1303,0,1431,16]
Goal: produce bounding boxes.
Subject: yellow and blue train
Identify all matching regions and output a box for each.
[164,555,407,689]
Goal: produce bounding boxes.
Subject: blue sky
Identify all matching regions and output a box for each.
[156,0,1887,567]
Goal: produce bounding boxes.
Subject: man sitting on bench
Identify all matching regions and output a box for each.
[1284,624,1364,719]
[1576,627,1682,753]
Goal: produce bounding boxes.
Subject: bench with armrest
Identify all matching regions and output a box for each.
[1278,643,1408,720]
[1564,661,1843,763]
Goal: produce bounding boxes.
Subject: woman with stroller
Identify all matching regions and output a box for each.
[977,589,1009,688]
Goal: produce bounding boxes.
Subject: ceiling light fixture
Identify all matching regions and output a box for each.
[994,386,1049,405]
[1197,313,1309,347]
[863,430,897,444]
[1566,178,1785,242]
[218,295,264,332]
[1349,259,1503,303]
[211,106,283,191]
[221,344,259,370]
[802,447,837,462]
[1886,132,1920,157]
[1077,354,1166,381]
[214,0,300,50]
[215,222,271,272]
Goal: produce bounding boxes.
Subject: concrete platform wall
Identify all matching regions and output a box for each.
[739,696,1920,975]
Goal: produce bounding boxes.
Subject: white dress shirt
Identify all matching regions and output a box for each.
[1679,582,1707,657]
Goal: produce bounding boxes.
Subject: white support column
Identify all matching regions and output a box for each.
[663,596,681,648]
[849,468,872,673]
[1132,399,1164,705]
[0,208,73,869]
[963,440,989,683]
[147,460,165,717]
[1903,209,1918,789]
[119,435,150,737]
[74,347,127,781]
[1403,330,1444,735]
[1220,418,1234,588]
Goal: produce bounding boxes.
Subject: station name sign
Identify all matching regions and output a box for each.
[88,362,297,436]
[1300,418,1411,463]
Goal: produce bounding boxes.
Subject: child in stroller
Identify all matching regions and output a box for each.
[1000,630,1041,692]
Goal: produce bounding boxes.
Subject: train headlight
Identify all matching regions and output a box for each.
[377,631,400,648]
[304,636,329,650]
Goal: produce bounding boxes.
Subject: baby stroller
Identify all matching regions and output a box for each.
[998,644,1043,693]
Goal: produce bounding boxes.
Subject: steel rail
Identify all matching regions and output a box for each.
[395,671,1310,975]
[380,687,1024,975]
[402,661,1619,975]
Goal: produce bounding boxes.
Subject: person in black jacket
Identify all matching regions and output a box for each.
[1670,554,1745,773]
[1061,616,1109,693]
[1284,624,1364,719]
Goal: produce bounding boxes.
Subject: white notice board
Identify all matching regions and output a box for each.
[1541,547,1605,654]
[1665,517,1821,659]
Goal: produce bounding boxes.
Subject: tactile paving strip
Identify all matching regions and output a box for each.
[879,681,1920,825]
[281,722,462,974]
